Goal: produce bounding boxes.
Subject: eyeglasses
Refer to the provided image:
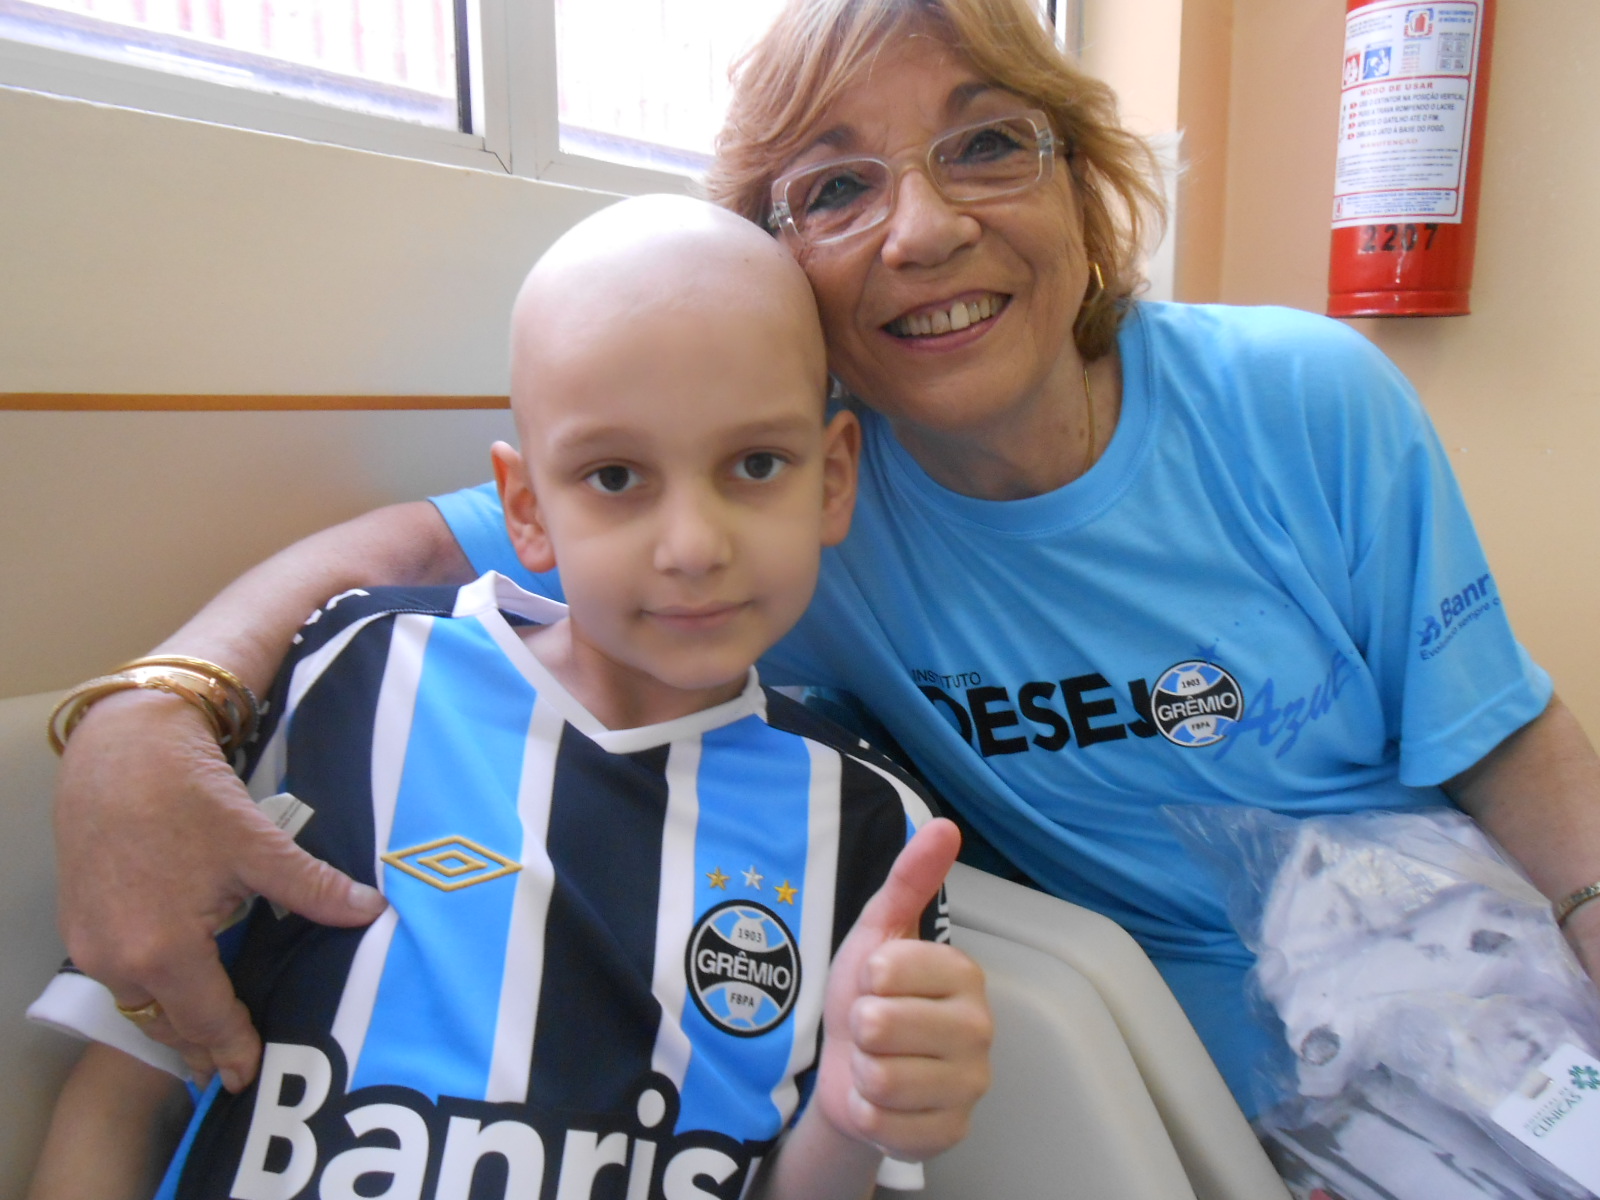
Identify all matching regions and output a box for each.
[768,110,1059,248]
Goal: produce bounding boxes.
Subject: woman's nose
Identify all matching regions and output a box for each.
[879,169,980,269]
[653,490,733,576]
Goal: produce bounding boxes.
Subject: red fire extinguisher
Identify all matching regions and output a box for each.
[1327,0,1496,318]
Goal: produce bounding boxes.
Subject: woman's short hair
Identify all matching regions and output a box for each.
[706,0,1167,361]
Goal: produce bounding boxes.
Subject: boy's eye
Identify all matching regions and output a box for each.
[584,464,640,494]
[733,452,786,482]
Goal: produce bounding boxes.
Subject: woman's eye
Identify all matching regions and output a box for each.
[805,169,872,214]
[733,452,786,482]
[584,464,640,494]
[953,126,1026,163]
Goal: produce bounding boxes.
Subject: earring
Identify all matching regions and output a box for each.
[1089,261,1106,296]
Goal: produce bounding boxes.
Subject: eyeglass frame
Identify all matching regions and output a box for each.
[766,108,1062,248]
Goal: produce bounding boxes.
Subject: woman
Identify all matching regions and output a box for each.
[54,0,1600,1135]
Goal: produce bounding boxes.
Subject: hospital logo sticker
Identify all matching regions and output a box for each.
[1151,661,1245,748]
[688,900,799,1037]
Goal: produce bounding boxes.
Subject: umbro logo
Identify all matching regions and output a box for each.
[381,836,521,892]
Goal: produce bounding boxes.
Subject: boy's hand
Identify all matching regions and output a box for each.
[813,818,992,1161]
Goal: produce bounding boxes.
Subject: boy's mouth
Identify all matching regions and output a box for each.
[885,293,1008,339]
[648,602,747,631]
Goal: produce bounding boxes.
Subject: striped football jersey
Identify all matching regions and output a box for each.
[162,571,942,1200]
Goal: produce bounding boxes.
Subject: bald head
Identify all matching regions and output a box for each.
[510,195,826,431]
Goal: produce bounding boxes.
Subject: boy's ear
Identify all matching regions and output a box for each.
[819,409,860,548]
[491,440,557,573]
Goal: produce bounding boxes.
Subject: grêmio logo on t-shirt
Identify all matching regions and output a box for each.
[913,653,1350,760]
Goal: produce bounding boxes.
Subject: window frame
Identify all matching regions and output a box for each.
[0,0,694,195]
[0,0,1082,194]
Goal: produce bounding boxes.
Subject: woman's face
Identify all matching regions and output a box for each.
[780,31,1090,446]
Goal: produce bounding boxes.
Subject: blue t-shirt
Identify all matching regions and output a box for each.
[433,302,1551,1112]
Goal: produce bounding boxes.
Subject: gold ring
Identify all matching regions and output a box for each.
[115,998,163,1024]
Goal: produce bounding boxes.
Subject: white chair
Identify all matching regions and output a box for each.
[922,864,1290,1199]
[1,688,1287,1198]
[0,690,82,1198]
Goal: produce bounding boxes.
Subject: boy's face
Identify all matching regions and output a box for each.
[497,289,857,722]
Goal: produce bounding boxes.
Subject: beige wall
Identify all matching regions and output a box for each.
[6,0,1598,727]
[0,87,618,696]
[1082,0,1183,136]
[1214,0,1600,733]
[1174,0,1232,302]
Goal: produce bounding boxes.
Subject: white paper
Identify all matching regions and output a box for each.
[1489,1042,1600,1193]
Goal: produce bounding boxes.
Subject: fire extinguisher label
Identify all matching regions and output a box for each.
[1332,1,1482,228]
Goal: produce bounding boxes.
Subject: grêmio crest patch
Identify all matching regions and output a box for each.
[1151,660,1245,748]
[687,900,800,1037]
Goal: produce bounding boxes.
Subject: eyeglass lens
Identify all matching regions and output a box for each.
[781,114,1049,245]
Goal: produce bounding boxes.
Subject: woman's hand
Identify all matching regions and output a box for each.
[51,500,474,1090]
[1567,899,1600,982]
[54,689,387,1090]
[756,819,992,1200]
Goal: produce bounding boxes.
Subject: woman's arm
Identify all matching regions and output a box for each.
[54,500,476,1091]
[27,1043,193,1200]
[1445,694,1600,978]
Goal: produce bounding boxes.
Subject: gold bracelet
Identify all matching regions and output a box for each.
[120,656,259,746]
[49,669,233,754]
[47,657,259,756]
[49,672,221,754]
[1554,881,1600,928]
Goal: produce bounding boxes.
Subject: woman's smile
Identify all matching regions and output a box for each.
[884,292,1009,339]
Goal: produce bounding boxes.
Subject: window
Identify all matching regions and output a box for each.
[555,0,784,176]
[1,0,468,129]
[0,0,1077,189]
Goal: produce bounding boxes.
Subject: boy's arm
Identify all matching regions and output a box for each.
[53,500,474,1090]
[27,1042,193,1200]
[755,819,993,1200]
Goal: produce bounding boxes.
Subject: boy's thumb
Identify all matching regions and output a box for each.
[851,818,960,943]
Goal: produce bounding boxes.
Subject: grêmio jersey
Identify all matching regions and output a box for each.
[432,302,1552,1112]
[38,572,940,1199]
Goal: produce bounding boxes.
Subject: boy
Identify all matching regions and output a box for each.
[28,195,990,1200]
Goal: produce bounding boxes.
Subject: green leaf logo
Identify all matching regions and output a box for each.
[1570,1064,1600,1091]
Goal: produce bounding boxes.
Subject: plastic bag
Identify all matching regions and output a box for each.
[1167,805,1600,1199]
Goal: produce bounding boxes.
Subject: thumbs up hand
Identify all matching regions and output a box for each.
[812,817,992,1162]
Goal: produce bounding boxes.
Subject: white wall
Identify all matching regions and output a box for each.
[0,85,618,696]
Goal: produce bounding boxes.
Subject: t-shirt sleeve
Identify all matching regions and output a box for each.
[1326,334,1551,786]
[429,481,564,599]
[26,968,191,1078]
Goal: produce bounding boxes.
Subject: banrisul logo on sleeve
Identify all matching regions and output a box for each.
[687,900,800,1036]
[1420,572,1500,660]
[1151,661,1245,748]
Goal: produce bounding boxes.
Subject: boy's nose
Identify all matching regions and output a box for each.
[653,491,733,576]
